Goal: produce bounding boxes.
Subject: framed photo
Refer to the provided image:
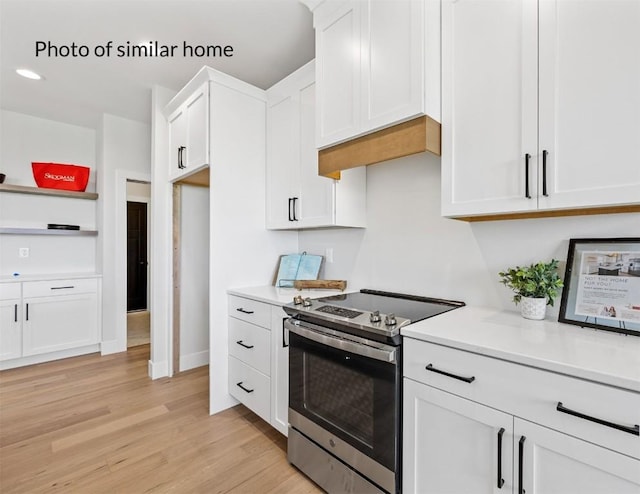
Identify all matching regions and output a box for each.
[559,238,640,336]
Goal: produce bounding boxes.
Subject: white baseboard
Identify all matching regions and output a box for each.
[148,359,168,379]
[0,344,100,371]
[180,350,209,372]
[100,339,123,355]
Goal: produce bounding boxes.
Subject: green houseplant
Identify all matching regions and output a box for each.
[499,259,564,320]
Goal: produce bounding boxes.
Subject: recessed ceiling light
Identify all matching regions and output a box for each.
[16,68,42,80]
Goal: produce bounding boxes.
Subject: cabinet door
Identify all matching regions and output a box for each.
[270,306,289,436]
[0,299,21,361]
[184,82,209,170]
[538,0,640,210]
[266,90,300,229]
[403,379,514,494]
[315,0,362,148]
[23,293,99,356]
[361,0,424,133]
[515,418,640,494]
[168,107,187,177]
[441,0,538,217]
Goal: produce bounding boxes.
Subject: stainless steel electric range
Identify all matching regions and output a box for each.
[284,289,465,494]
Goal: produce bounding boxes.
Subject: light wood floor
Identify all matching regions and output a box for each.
[127,310,150,348]
[0,345,322,493]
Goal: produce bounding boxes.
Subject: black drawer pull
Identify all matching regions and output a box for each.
[236,340,254,349]
[236,382,254,394]
[556,402,639,436]
[497,427,505,489]
[518,436,526,494]
[236,308,254,315]
[51,286,74,290]
[425,364,475,383]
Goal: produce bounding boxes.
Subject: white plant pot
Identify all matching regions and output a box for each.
[520,296,547,320]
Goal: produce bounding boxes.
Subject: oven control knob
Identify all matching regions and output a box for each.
[293,295,303,305]
[385,313,397,327]
[303,297,312,307]
[370,310,382,323]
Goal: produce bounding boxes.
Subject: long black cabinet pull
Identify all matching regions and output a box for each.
[288,198,293,221]
[518,436,526,494]
[525,153,532,199]
[236,382,254,394]
[178,146,186,169]
[282,317,289,348]
[497,428,505,489]
[51,286,74,290]
[425,363,475,383]
[292,197,299,221]
[556,402,639,436]
[14,304,18,322]
[236,340,254,349]
[542,150,549,197]
[236,308,254,315]
[26,303,29,321]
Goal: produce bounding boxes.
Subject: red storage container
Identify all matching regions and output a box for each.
[31,162,90,192]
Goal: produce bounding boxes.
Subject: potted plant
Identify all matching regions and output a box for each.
[498,259,564,320]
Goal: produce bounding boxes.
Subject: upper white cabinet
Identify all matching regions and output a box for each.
[167,82,209,182]
[266,61,366,229]
[441,0,640,219]
[312,0,439,149]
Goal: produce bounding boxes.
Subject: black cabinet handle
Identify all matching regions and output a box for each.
[525,153,532,199]
[556,402,639,436]
[25,303,29,321]
[14,304,18,323]
[236,340,254,349]
[236,308,254,315]
[518,436,526,494]
[282,317,289,348]
[51,286,74,290]
[292,197,299,221]
[236,382,254,394]
[542,150,549,197]
[425,363,475,383]
[288,198,293,221]
[497,428,505,489]
[178,146,186,169]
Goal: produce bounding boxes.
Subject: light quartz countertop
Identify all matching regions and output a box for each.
[0,272,102,283]
[227,285,356,306]
[402,306,640,393]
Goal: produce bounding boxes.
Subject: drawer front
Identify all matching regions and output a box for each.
[0,283,21,301]
[228,356,270,422]
[404,338,640,459]
[228,317,270,375]
[23,278,98,298]
[228,295,271,328]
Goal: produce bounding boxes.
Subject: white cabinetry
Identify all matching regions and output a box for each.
[403,338,640,493]
[441,0,640,218]
[0,284,22,361]
[266,61,366,229]
[312,0,439,149]
[167,82,209,182]
[270,305,289,436]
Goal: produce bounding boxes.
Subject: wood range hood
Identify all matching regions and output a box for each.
[318,115,441,179]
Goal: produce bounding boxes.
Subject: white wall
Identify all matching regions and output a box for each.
[299,153,640,318]
[0,110,96,276]
[97,114,151,352]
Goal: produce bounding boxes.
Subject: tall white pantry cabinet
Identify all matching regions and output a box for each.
[440,0,640,218]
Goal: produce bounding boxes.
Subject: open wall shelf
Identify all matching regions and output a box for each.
[0,228,98,236]
[0,184,98,200]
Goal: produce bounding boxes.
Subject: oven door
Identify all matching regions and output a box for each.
[287,318,400,476]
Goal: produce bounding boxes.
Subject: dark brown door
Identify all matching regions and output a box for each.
[127,201,148,311]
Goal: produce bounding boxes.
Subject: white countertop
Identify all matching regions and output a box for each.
[227,285,356,306]
[0,272,102,283]
[402,306,640,393]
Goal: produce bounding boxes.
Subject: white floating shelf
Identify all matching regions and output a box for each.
[0,184,98,200]
[0,228,98,236]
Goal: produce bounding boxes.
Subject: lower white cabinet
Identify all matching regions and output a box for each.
[403,338,640,493]
[270,305,289,436]
[0,284,22,361]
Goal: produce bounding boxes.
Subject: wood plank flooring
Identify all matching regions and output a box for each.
[0,345,322,493]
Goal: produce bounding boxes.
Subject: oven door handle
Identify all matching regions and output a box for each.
[287,322,397,364]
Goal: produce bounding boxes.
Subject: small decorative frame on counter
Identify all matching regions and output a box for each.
[559,237,640,336]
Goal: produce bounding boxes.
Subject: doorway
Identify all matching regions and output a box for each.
[126,181,151,348]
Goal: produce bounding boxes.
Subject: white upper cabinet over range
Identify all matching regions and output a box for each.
[309,0,440,149]
[441,0,640,219]
[266,61,366,230]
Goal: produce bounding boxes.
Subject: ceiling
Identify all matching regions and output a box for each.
[0,0,315,129]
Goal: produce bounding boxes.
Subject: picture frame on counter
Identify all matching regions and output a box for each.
[559,237,640,336]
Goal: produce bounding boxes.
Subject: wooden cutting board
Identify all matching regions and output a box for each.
[293,280,347,291]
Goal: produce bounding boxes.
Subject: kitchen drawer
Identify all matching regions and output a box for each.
[404,338,640,459]
[23,278,98,298]
[228,317,270,375]
[228,295,271,328]
[0,283,21,300]
[228,356,270,422]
